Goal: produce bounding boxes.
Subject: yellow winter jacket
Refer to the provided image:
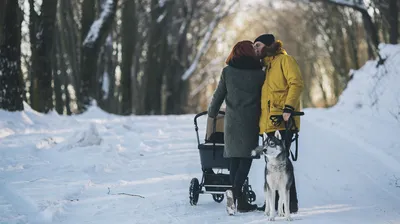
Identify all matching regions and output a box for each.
[259,47,304,134]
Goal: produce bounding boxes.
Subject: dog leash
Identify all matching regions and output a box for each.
[285,118,299,161]
[270,111,304,161]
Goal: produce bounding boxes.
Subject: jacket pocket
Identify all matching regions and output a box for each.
[270,91,286,114]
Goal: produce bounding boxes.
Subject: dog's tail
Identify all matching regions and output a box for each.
[251,146,265,157]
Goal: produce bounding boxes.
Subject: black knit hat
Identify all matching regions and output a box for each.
[254,34,275,46]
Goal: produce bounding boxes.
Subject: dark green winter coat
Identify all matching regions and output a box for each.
[208,57,265,158]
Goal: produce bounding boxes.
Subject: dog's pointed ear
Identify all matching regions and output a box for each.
[263,132,268,140]
[274,130,281,140]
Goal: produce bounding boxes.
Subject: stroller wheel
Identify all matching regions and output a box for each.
[212,194,224,203]
[189,178,200,206]
[247,190,256,203]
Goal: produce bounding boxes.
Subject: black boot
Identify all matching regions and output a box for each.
[237,191,257,212]
[256,203,265,211]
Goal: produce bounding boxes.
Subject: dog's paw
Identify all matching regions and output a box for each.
[268,217,275,221]
[278,207,284,216]
[285,216,293,221]
[251,150,256,156]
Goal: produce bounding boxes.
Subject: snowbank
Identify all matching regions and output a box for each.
[333,44,400,122]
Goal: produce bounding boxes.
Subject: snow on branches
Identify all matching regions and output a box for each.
[181,0,238,81]
[83,0,116,47]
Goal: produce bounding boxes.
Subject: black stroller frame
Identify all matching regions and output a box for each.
[189,111,256,206]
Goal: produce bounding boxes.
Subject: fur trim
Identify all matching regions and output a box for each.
[275,40,283,48]
[265,40,284,55]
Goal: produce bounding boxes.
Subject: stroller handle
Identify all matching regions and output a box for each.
[194,111,225,129]
[194,111,225,145]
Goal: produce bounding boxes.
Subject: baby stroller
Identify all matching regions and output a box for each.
[189,111,256,206]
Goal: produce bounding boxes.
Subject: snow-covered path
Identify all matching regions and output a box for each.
[1,106,399,224]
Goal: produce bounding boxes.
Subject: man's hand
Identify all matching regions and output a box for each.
[283,105,294,122]
[283,112,291,122]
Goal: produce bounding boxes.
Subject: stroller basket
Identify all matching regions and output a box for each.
[198,144,229,169]
[194,111,229,169]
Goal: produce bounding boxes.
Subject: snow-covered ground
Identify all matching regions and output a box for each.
[1,44,400,224]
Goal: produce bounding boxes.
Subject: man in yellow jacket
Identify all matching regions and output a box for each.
[253,34,304,213]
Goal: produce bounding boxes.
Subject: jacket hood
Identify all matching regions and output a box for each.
[262,40,287,65]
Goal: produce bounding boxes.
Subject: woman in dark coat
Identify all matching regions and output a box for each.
[208,40,264,215]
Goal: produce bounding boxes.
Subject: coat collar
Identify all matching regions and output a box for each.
[262,40,287,66]
[228,56,262,70]
[263,48,287,66]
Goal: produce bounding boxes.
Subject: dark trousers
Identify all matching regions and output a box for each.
[229,158,253,197]
[266,130,298,207]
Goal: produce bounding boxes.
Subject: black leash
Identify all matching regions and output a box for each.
[285,117,299,161]
[270,111,304,161]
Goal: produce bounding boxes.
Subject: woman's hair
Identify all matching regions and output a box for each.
[225,40,257,64]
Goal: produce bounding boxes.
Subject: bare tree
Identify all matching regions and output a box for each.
[29,0,59,113]
[388,0,399,44]
[120,0,137,115]
[0,0,24,111]
[181,0,238,81]
[0,0,7,45]
[312,0,380,59]
[375,0,398,44]
[80,0,119,111]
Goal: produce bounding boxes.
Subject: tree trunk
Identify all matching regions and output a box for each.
[53,29,64,114]
[103,34,117,113]
[0,0,7,46]
[93,0,112,104]
[81,0,96,48]
[64,82,72,115]
[346,10,360,68]
[28,0,38,107]
[120,0,137,115]
[79,0,96,111]
[132,38,143,114]
[360,9,379,59]
[142,0,168,115]
[60,0,81,112]
[80,0,118,111]
[165,2,193,114]
[0,0,24,111]
[29,0,58,113]
[388,0,398,44]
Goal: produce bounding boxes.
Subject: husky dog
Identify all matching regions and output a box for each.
[252,131,294,221]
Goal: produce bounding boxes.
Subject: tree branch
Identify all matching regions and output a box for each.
[323,0,367,11]
[181,0,238,81]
